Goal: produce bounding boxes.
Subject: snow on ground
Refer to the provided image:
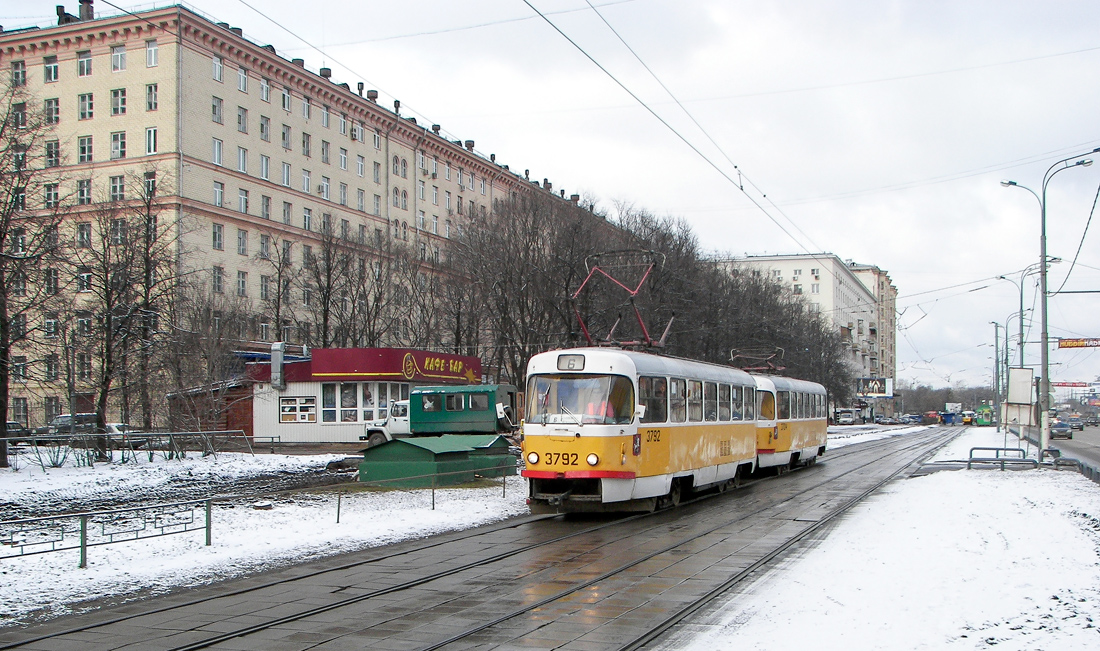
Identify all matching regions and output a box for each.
[826,422,933,449]
[668,427,1100,651]
[0,450,527,626]
[3,426,1100,650]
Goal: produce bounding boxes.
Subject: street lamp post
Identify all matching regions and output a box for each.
[1002,149,1097,457]
[997,260,1057,369]
[991,321,1001,433]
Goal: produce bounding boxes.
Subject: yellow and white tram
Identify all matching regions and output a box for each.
[521,347,826,513]
[753,376,828,470]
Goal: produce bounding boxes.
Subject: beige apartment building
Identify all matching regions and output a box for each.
[730,253,897,394]
[0,2,572,427]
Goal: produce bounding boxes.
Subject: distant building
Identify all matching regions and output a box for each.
[724,253,897,394]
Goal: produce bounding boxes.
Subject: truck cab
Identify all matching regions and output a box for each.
[360,400,410,447]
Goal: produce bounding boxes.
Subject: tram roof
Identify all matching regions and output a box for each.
[532,348,755,385]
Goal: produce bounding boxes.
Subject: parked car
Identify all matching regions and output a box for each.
[837,412,856,425]
[1068,416,1085,431]
[47,413,98,434]
[1051,420,1073,439]
[1087,415,1100,427]
[4,421,30,438]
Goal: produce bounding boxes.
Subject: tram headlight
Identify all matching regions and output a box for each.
[586,453,599,466]
[526,452,539,465]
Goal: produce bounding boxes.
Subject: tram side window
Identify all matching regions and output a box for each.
[731,385,744,420]
[777,390,791,420]
[639,376,668,423]
[704,382,718,421]
[445,394,464,411]
[794,392,801,419]
[718,384,731,421]
[817,394,824,418]
[745,387,756,420]
[670,378,687,422]
[422,394,443,412]
[758,390,774,420]
[688,380,703,422]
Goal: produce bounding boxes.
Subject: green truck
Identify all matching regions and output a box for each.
[360,384,519,447]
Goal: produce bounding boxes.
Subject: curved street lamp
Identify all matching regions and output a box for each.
[996,259,1059,368]
[1001,149,1097,455]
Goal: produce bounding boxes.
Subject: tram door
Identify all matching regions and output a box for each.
[756,389,778,453]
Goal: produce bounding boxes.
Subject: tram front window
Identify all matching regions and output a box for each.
[527,374,635,425]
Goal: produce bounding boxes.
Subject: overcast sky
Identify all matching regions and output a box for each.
[8,0,1100,394]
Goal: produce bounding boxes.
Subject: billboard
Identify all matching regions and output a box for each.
[1006,367,1035,405]
[856,377,893,397]
[1057,338,1100,348]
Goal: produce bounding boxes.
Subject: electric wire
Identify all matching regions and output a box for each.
[1051,176,1100,295]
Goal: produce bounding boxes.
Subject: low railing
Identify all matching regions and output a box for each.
[0,459,522,567]
[966,447,1037,470]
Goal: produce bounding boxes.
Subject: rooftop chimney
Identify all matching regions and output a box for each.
[366,89,378,102]
[230,27,243,36]
[490,154,496,163]
[216,22,229,29]
[432,124,441,134]
[56,6,80,25]
[319,67,331,79]
[357,82,364,97]
[79,0,94,21]
[524,169,530,180]
[544,179,551,192]
[570,194,580,204]
[291,58,305,68]
[464,140,475,151]
[560,190,565,198]
[393,99,400,114]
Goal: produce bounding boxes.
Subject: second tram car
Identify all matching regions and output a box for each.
[521,348,828,513]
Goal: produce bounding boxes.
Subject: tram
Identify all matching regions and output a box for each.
[520,347,828,513]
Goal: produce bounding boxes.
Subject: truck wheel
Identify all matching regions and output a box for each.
[367,432,388,448]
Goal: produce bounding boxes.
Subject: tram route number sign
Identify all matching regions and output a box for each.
[1058,338,1100,348]
[857,377,893,398]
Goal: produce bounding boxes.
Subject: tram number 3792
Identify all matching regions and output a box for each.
[544,452,579,466]
[645,429,661,442]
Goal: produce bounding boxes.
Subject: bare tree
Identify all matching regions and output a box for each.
[0,80,67,467]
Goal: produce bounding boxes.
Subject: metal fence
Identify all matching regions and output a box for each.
[1,459,522,567]
[8,430,254,471]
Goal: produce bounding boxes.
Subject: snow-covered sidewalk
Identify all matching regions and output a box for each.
[666,426,1100,650]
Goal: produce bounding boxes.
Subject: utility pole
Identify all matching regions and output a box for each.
[992,322,1001,433]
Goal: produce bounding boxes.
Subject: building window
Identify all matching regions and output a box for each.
[303,208,313,231]
[44,55,58,82]
[373,130,381,149]
[238,146,248,172]
[212,56,223,81]
[46,140,61,167]
[281,86,291,111]
[238,66,248,92]
[793,284,803,295]
[78,136,92,163]
[46,357,60,383]
[212,96,223,123]
[78,93,94,120]
[302,169,311,193]
[281,124,291,149]
[260,116,270,141]
[238,189,249,213]
[260,154,270,180]
[373,194,381,215]
[321,140,330,164]
[78,50,92,76]
[77,269,92,292]
[109,175,125,202]
[212,266,224,293]
[260,234,271,259]
[110,218,128,245]
[282,162,291,187]
[45,183,59,208]
[110,88,127,115]
[45,97,60,124]
[261,78,270,102]
[302,96,311,119]
[237,106,248,133]
[45,268,59,294]
[339,148,348,170]
[811,283,820,294]
[339,183,347,206]
[111,46,126,72]
[320,176,330,200]
[145,171,157,196]
[212,138,223,165]
[302,132,311,157]
[77,353,92,381]
[45,396,61,420]
[146,39,158,67]
[392,188,399,208]
[213,182,224,207]
[432,215,439,235]
[212,223,224,250]
[357,189,365,212]
[77,223,92,247]
[145,127,158,154]
[321,104,330,127]
[77,179,91,205]
[11,60,26,87]
[110,132,126,159]
[237,270,248,296]
[373,161,381,183]
[261,195,272,220]
[432,186,438,205]
[283,201,292,224]
[146,83,158,111]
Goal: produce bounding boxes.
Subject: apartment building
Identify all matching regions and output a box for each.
[0,1,574,427]
[730,253,896,386]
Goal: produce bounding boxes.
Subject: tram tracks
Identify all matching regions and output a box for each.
[0,429,954,651]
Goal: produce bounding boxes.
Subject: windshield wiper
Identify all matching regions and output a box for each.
[560,402,582,426]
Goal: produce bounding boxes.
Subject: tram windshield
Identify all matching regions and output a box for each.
[526,374,635,425]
